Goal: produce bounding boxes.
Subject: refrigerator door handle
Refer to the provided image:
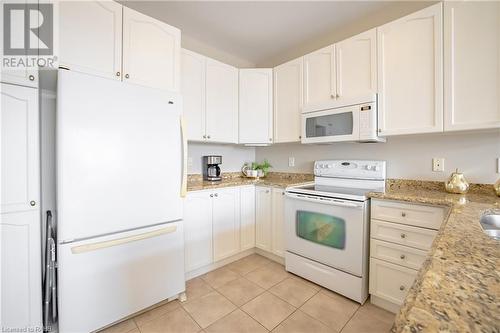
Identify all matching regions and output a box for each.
[71,225,178,254]
[180,116,188,198]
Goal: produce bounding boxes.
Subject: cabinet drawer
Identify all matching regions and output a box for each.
[371,220,437,251]
[371,199,445,230]
[369,258,418,305]
[370,239,428,270]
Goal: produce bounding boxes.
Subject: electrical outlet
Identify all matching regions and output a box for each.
[288,157,295,167]
[497,157,500,173]
[432,158,444,172]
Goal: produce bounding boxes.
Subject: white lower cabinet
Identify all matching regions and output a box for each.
[240,186,256,251]
[271,188,285,257]
[213,188,241,261]
[255,186,272,252]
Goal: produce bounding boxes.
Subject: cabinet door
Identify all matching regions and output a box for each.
[303,45,335,111]
[213,188,240,261]
[240,186,256,251]
[123,6,181,91]
[59,1,122,80]
[444,1,500,131]
[271,188,285,257]
[205,58,239,143]
[184,191,213,272]
[255,186,272,251]
[181,49,206,141]
[239,69,273,144]
[377,3,443,136]
[1,211,42,329]
[336,29,377,100]
[1,83,39,213]
[274,57,303,143]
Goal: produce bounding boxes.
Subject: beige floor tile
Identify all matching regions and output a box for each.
[300,292,359,332]
[182,291,237,328]
[269,278,318,307]
[205,309,268,333]
[99,319,137,333]
[341,302,395,333]
[186,277,214,301]
[201,268,240,289]
[139,307,200,333]
[245,263,289,289]
[133,300,181,327]
[216,277,265,306]
[241,292,296,330]
[272,310,334,333]
[226,255,270,275]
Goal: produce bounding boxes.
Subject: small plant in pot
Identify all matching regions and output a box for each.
[241,160,272,178]
[255,160,272,178]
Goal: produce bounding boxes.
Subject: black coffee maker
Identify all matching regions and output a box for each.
[203,155,222,181]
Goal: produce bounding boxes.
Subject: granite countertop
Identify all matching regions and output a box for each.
[186,172,313,192]
[368,181,500,333]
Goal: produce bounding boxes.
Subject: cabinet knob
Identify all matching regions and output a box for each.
[210,194,213,198]
[330,94,335,99]
[400,254,406,260]
[30,200,36,206]
[29,75,35,81]
[299,136,302,139]
[378,129,382,133]
[203,135,207,139]
[399,285,406,291]
[266,190,270,193]
[269,138,272,142]
[401,212,406,217]
[116,72,121,77]
[125,74,130,79]
[400,233,406,239]
[215,193,218,197]
[336,93,340,98]
[207,135,211,139]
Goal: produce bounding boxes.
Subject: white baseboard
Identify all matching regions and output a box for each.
[185,248,256,280]
[370,295,400,314]
[254,248,285,265]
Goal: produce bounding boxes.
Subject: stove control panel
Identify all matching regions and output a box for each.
[314,160,386,180]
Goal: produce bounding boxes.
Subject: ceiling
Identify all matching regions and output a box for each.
[121,1,432,67]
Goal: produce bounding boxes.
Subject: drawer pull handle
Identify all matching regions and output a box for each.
[401,212,406,217]
[400,233,406,239]
[399,285,405,291]
[400,254,406,260]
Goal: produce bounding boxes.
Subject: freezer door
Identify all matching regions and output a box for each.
[57,71,183,241]
[57,221,185,333]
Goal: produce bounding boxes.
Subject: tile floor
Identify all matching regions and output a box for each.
[101,254,395,333]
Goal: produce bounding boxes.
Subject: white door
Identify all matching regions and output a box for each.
[181,49,206,141]
[184,191,213,272]
[0,211,42,330]
[239,68,273,144]
[255,186,272,251]
[303,45,336,111]
[272,188,285,257]
[274,57,303,143]
[1,83,39,213]
[58,1,122,80]
[205,58,239,143]
[122,7,181,91]
[377,3,443,136]
[240,186,256,251]
[444,1,500,131]
[0,0,38,87]
[336,29,377,101]
[213,188,240,261]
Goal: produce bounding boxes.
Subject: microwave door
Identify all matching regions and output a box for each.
[302,106,360,144]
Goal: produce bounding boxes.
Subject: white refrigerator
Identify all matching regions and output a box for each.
[56,71,187,333]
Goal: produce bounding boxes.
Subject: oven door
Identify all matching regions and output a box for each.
[301,105,359,144]
[284,192,367,276]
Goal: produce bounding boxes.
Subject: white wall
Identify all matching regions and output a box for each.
[188,143,255,174]
[255,131,500,184]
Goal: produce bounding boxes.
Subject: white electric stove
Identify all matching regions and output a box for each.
[284,160,386,304]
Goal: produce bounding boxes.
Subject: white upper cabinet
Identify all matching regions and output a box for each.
[377,3,443,136]
[122,7,181,91]
[444,1,500,131]
[212,188,240,261]
[181,49,206,141]
[59,1,122,80]
[205,58,239,143]
[303,45,336,111]
[335,28,377,101]
[1,83,39,214]
[239,69,273,144]
[274,57,303,143]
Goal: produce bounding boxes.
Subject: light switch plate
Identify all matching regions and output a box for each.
[288,157,295,167]
[432,158,444,172]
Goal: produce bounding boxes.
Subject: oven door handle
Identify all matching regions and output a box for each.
[285,192,364,208]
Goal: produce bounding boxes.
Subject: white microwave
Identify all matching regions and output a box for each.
[301,95,384,144]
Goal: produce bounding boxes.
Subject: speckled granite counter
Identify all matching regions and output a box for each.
[187,172,313,192]
[368,180,500,333]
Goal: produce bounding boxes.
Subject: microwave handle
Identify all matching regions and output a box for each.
[285,192,363,209]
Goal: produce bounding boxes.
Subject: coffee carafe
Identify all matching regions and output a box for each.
[203,155,222,181]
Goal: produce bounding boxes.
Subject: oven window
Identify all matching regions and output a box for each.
[296,211,346,249]
[305,112,353,138]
